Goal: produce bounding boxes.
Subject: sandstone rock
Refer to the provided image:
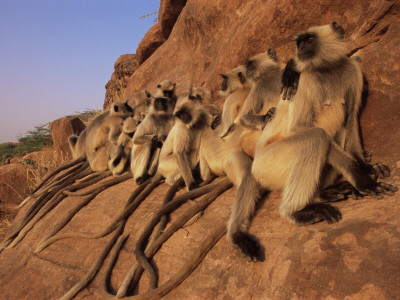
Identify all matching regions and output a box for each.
[158,0,187,39]
[50,117,86,164]
[104,54,138,109]
[2,1,400,299]
[0,163,31,212]
[135,22,165,65]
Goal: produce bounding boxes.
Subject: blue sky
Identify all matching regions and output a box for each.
[0,0,159,142]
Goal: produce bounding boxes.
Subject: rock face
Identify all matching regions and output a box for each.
[136,22,165,65]
[104,54,138,109]
[50,116,86,164]
[158,0,187,39]
[0,164,31,213]
[2,0,400,299]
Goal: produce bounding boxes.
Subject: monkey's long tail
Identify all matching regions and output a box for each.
[119,177,232,299]
[58,173,164,300]
[34,173,163,253]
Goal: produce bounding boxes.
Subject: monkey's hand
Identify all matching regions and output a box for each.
[264,107,276,123]
[281,59,300,100]
[211,114,222,130]
[151,135,163,148]
[370,163,391,180]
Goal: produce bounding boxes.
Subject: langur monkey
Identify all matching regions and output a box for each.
[157,93,208,189]
[188,86,222,129]
[225,49,285,157]
[218,65,251,136]
[155,79,176,100]
[228,23,398,261]
[110,116,141,175]
[68,101,134,172]
[131,95,176,184]
[130,90,152,121]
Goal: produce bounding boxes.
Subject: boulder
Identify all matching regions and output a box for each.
[50,117,86,164]
[135,22,165,65]
[158,0,187,39]
[104,54,138,109]
[0,163,31,213]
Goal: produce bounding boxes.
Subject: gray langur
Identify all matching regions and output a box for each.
[218,65,251,136]
[110,116,141,175]
[68,101,134,172]
[228,22,398,262]
[157,93,208,190]
[131,95,176,184]
[130,89,152,122]
[155,79,177,100]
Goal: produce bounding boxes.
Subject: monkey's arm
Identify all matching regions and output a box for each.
[176,151,197,190]
[132,117,156,145]
[281,59,300,100]
[240,107,276,130]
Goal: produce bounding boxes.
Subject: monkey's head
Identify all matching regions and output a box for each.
[174,94,211,128]
[110,101,134,118]
[133,89,152,106]
[156,79,176,99]
[293,22,346,70]
[219,65,248,96]
[246,48,281,81]
[122,116,141,138]
[189,87,213,104]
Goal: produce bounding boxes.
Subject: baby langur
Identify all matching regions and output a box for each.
[69,101,134,172]
[188,86,222,129]
[130,90,152,121]
[110,116,141,175]
[131,95,176,184]
[225,48,285,157]
[228,22,398,262]
[157,93,208,189]
[218,65,251,136]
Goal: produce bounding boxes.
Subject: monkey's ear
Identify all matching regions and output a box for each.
[145,99,151,106]
[145,90,151,97]
[173,82,176,87]
[157,84,161,88]
[238,72,246,84]
[113,104,119,113]
[268,48,277,61]
[331,22,345,39]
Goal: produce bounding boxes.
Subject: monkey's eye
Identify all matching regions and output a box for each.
[307,36,314,42]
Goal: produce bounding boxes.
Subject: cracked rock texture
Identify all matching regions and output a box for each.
[1,0,400,299]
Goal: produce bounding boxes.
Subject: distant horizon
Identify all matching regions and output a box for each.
[0,0,159,143]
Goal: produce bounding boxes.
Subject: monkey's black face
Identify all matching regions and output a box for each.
[154,97,168,112]
[296,33,318,61]
[246,59,257,79]
[163,90,174,99]
[220,74,228,91]
[175,106,192,124]
[124,102,134,113]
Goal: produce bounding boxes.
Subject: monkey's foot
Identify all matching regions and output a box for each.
[357,182,398,200]
[136,174,151,185]
[363,150,372,163]
[293,203,342,225]
[230,231,262,262]
[211,114,222,129]
[371,163,390,180]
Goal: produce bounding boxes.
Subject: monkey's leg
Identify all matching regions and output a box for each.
[281,129,343,225]
[327,142,398,198]
[117,178,232,297]
[176,152,197,190]
[133,144,153,184]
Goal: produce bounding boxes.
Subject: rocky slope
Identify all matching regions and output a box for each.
[1,0,400,299]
